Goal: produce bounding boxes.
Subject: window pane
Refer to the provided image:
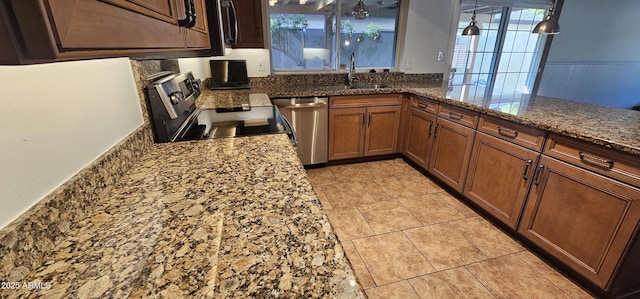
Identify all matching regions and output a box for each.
[450,1,549,105]
[268,0,401,72]
[339,0,400,69]
[269,2,336,71]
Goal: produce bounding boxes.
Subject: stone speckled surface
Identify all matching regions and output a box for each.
[410,87,640,157]
[1,135,362,298]
[198,83,639,157]
[0,126,154,287]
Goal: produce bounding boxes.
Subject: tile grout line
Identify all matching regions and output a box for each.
[513,251,591,298]
[463,263,501,299]
[309,160,587,298]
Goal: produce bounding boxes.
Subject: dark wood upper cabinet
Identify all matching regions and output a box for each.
[0,0,211,64]
[230,0,264,48]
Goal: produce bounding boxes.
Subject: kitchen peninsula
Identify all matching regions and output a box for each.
[1,73,639,298]
[1,134,363,298]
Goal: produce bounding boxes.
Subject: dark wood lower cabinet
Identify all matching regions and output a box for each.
[364,106,402,156]
[428,118,475,193]
[464,132,539,229]
[325,95,640,297]
[518,155,640,289]
[403,106,436,169]
[328,108,366,160]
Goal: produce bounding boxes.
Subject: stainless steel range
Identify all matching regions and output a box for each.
[145,72,294,143]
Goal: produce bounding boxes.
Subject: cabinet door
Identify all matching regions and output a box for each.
[329,108,366,161]
[464,132,539,229]
[518,156,640,288]
[403,107,436,169]
[231,0,264,48]
[365,106,402,156]
[185,0,211,48]
[429,118,475,193]
[27,0,183,53]
[5,0,209,63]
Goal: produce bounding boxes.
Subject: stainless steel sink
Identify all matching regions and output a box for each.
[319,84,393,90]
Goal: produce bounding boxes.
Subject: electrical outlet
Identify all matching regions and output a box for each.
[405,59,413,70]
[438,51,444,61]
[257,59,265,71]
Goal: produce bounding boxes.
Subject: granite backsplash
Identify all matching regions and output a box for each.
[0,60,177,282]
[202,72,443,90]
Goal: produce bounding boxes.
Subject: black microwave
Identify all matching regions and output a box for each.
[206,0,238,56]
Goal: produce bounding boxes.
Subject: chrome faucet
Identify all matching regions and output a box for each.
[347,52,355,86]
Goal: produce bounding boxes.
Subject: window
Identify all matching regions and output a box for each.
[449,0,550,114]
[268,0,402,72]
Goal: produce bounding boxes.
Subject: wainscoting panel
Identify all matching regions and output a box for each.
[537,61,640,109]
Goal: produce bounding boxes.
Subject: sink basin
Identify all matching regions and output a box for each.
[319,84,393,91]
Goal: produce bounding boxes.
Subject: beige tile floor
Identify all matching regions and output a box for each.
[306,158,594,299]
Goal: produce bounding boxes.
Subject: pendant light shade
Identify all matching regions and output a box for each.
[462,0,480,36]
[533,1,560,34]
[352,0,369,20]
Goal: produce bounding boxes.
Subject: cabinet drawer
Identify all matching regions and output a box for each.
[438,104,479,128]
[544,133,640,187]
[478,115,546,151]
[409,95,438,115]
[330,94,402,109]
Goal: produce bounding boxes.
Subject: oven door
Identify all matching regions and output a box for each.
[177,106,296,143]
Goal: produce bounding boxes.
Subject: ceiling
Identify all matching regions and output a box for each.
[269,0,400,18]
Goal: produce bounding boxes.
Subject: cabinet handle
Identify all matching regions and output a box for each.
[498,126,519,138]
[449,111,463,120]
[533,164,545,185]
[433,123,439,138]
[178,0,196,28]
[522,160,533,180]
[418,102,428,109]
[428,122,433,136]
[579,151,614,169]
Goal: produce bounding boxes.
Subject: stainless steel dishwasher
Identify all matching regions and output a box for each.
[273,97,328,165]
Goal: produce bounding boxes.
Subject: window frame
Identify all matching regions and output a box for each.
[265,0,409,74]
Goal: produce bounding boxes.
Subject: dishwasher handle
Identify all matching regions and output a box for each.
[278,102,327,109]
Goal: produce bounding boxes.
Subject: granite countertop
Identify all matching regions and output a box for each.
[197,83,640,157]
[3,135,362,298]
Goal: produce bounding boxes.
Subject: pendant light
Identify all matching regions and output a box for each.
[352,0,369,20]
[462,0,480,36]
[533,0,560,34]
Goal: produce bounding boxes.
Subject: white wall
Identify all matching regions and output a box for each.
[0,58,143,229]
[538,0,640,109]
[179,49,272,80]
[401,0,456,74]
[546,0,640,63]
